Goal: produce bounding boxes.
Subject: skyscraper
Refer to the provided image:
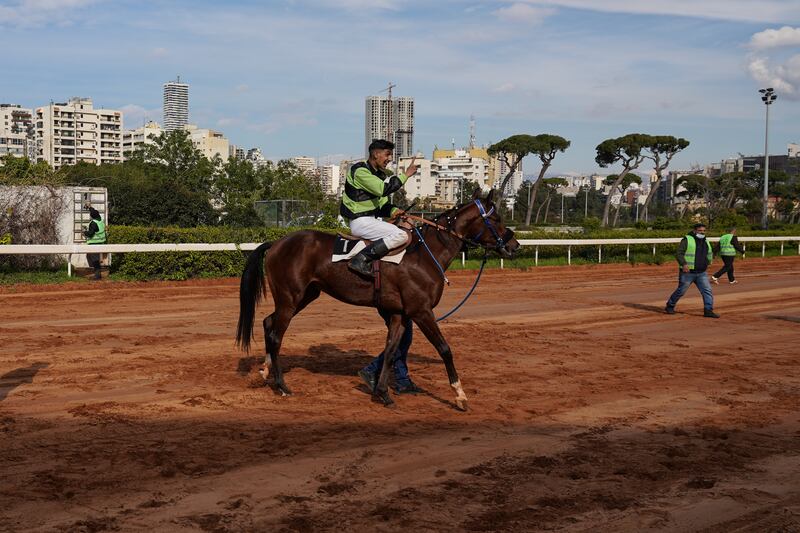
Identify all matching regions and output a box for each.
[365,94,414,159]
[163,77,189,131]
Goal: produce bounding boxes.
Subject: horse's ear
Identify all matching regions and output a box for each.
[471,188,481,201]
[486,189,496,203]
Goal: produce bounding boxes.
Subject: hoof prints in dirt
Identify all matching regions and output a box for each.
[268,425,800,532]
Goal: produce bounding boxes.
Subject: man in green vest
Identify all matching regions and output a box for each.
[339,139,418,276]
[711,227,744,285]
[665,223,719,318]
[83,207,107,280]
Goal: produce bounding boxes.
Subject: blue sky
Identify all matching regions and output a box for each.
[1,0,799,175]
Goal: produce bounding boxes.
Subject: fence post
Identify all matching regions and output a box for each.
[535,246,539,266]
[568,245,571,265]
[598,245,602,264]
[780,241,784,255]
[743,243,746,259]
[626,245,630,262]
[461,252,465,267]
[762,242,765,258]
[67,254,72,278]
[652,244,656,257]
[500,258,504,269]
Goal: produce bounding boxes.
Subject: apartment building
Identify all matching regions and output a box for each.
[35,98,123,169]
[163,77,189,131]
[365,95,414,158]
[184,124,229,160]
[122,120,163,160]
[1,104,35,160]
[291,156,317,176]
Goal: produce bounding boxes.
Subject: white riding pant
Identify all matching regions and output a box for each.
[349,216,408,250]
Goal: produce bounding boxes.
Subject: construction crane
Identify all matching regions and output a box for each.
[379,82,396,142]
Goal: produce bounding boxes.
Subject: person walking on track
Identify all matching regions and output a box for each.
[711,227,745,285]
[339,139,418,276]
[358,313,423,395]
[83,207,107,280]
[665,222,719,318]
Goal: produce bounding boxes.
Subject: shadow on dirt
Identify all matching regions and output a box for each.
[0,363,49,402]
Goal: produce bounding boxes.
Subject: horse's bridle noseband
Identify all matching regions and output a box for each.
[467,199,514,251]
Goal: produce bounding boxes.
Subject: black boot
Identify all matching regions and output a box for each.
[349,239,390,277]
[93,267,101,280]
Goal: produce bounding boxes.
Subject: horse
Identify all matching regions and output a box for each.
[236,189,519,410]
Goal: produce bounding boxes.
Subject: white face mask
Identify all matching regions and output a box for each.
[695,233,705,238]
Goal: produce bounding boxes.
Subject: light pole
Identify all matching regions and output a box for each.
[560,191,565,224]
[584,184,589,218]
[759,87,777,229]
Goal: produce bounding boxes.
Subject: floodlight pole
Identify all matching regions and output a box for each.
[759,88,777,229]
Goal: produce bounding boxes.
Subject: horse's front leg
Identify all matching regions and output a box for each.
[412,310,468,411]
[373,313,405,407]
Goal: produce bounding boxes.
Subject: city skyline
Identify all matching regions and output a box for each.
[1,0,799,175]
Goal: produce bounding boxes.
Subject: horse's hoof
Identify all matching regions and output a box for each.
[455,398,469,411]
[372,391,394,407]
[278,384,293,397]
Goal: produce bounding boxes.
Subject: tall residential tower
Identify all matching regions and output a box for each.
[365,92,414,159]
[163,77,189,131]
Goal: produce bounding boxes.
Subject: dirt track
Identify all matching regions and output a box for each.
[2,257,800,532]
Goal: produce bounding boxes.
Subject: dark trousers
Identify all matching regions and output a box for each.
[87,253,101,279]
[713,256,736,282]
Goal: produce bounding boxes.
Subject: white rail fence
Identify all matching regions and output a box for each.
[1,237,798,275]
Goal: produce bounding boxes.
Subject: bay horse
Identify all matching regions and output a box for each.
[236,189,519,410]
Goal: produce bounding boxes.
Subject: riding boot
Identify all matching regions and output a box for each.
[93,266,102,280]
[348,239,390,277]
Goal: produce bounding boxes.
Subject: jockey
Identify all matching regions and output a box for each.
[339,139,418,276]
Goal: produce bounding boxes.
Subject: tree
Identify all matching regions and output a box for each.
[534,177,568,224]
[603,173,642,226]
[595,133,653,227]
[641,136,690,222]
[488,134,569,200]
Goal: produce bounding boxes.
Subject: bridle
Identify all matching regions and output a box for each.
[400,199,513,253]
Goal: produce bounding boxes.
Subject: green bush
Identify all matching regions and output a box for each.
[109,225,338,280]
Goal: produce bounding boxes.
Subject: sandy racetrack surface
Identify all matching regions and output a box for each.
[2,258,800,532]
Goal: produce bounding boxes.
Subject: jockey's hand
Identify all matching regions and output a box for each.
[405,156,418,177]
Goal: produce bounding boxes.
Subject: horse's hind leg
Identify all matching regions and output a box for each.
[263,285,321,396]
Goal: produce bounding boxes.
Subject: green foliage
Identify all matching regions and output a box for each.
[108,225,339,280]
[582,217,601,230]
[489,133,570,201]
[0,233,10,245]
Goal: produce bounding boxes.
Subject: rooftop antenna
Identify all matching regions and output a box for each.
[469,114,476,149]
[451,137,456,150]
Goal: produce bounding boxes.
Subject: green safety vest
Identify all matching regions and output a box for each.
[719,233,736,256]
[339,161,408,220]
[86,219,107,244]
[684,234,712,270]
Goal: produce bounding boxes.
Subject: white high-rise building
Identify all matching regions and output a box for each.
[163,77,189,131]
[432,148,491,206]
[365,94,414,158]
[35,98,123,169]
[1,104,35,160]
[397,156,436,200]
[291,156,317,176]
[493,153,523,198]
[318,164,340,195]
[122,120,163,160]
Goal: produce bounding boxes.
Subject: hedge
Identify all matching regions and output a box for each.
[105,224,800,280]
[109,226,337,280]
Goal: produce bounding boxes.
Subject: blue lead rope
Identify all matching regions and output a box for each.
[413,225,449,285]
[411,224,488,323]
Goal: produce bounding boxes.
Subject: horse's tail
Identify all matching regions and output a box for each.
[236,241,272,352]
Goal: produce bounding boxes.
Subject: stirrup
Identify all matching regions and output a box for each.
[348,255,373,277]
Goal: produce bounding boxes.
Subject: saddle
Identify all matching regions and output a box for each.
[332,219,414,262]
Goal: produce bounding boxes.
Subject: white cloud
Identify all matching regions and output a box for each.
[492,82,517,93]
[150,47,168,58]
[515,0,799,24]
[0,0,98,27]
[747,54,800,100]
[235,84,250,93]
[493,3,554,24]
[748,26,800,50]
[119,104,161,128]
